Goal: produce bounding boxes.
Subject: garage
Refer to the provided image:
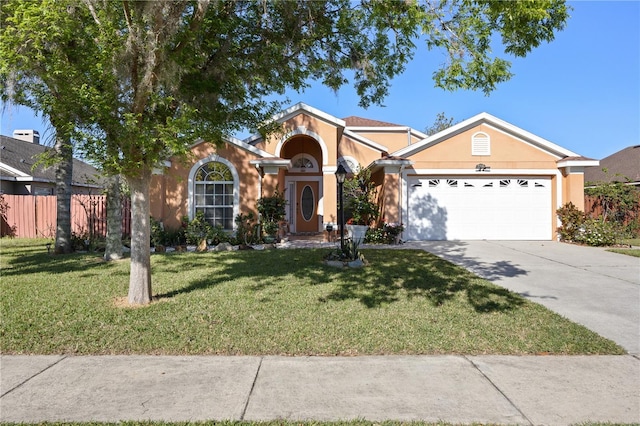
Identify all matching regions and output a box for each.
[406,176,552,240]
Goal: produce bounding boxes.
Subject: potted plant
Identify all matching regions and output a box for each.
[343,167,379,244]
[257,186,287,242]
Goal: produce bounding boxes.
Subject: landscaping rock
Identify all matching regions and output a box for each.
[348,258,365,268]
[325,260,344,268]
[213,242,233,252]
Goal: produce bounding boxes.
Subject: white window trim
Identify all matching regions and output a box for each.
[187,155,240,228]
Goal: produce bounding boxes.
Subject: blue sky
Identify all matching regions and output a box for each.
[1,1,638,160]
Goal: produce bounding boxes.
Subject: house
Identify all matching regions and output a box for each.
[0,131,103,195]
[150,103,598,241]
[584,145,640,187]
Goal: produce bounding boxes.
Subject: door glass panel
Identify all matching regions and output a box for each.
[301,185,314,221]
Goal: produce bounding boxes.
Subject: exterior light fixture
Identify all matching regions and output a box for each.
[475,163,490,172]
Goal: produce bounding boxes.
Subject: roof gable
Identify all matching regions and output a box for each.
[243,102,346,145]
[392,112,580,160]
[190,135,274,158]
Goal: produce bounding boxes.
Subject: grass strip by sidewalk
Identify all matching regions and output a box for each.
[0,238,624,355]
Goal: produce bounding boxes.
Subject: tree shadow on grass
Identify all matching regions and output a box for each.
[1,248,119,277]
[153,248,526,313]
[321,250,525,312]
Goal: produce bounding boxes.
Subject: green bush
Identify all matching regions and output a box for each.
[365,222,405,244]
[207,224,231,245]
[234,212,259,245]
[150,217,166,247]
[185,211,212,245]
[557,203,622,246]
[365,227,386,244]
[557,202,586,242]
[575,218,619,247]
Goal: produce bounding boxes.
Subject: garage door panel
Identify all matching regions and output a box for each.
[407,177,552,241]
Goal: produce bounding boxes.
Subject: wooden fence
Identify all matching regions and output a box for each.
[584,194,640,235]
[1,194,131,238]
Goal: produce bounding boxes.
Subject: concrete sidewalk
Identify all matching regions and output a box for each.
[1,354,639,424]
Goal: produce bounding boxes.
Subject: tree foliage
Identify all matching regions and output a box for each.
[425,112,458,136]
[1,0,570,304]
[585,175,639,228]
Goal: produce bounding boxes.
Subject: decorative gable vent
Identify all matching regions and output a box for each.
[472,132,490,156]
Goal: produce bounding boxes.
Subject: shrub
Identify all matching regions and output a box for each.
[575,218,618,247]
[365,226,386,244]
[207,224,231,245]
[257,187,287,238]
[556,202,586,243]
[234,212,259,245]
[185,211,212,245]
[343,167,379,226]
[365,222,404,244]
[557,202,623,246]
[150,216,166,247]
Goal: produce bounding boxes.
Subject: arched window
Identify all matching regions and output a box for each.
[337,156,359,174]
[472,132,490,156]
[193,162,234,230]
[290,154,319,172]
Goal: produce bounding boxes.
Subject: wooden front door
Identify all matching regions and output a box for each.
[295,181,319,233]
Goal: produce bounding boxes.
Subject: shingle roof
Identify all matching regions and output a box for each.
[584,145,640,184]
[0,135,102,186]
[343,116,403,127]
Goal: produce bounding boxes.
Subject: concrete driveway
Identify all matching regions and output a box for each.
[403,240,640,354]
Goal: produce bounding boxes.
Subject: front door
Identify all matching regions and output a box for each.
[295,181,319,233]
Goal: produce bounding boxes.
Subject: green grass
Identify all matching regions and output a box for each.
[621,238,640,246]
[607,248,640,257]
[0,238,624,356]
[608,238,640,257]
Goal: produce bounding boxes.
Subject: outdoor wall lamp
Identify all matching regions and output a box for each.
[475,163,490,172]
[335,164,347,252]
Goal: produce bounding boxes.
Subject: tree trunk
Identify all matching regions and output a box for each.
[127,168,152,305]
[104,174,124,261]
[54,134,73,254]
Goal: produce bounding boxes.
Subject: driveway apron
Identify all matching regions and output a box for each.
[405,240,640,354]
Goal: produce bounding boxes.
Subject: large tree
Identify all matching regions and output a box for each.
[1,0,569,305]
[0,2,99,253]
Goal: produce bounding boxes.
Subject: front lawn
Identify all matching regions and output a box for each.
[0,239,624,355]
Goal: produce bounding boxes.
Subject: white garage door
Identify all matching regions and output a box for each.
[407,177,552,240]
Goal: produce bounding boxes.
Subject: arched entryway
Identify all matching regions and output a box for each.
[280,135,323,234]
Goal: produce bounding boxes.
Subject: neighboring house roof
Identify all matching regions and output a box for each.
[0,135,102,187]
[584,145,640,185]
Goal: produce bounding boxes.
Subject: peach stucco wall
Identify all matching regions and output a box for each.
[150,141,261,229]
[339,135,385,169]
[563,171,586,211]
[354,131,413,153]
[408,125,559,170]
